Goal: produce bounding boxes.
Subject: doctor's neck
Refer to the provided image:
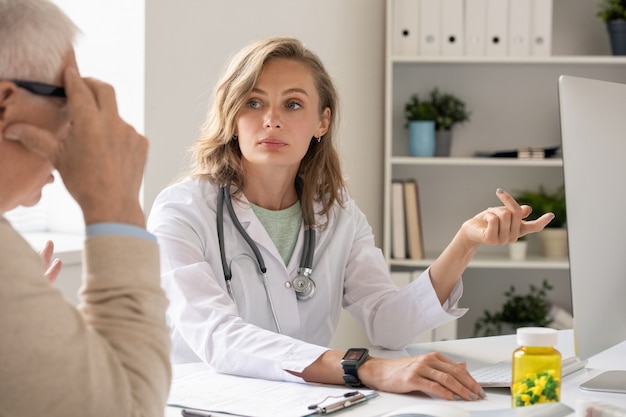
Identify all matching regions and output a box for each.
[242,170,299,211]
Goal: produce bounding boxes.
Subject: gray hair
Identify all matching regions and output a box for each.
[0,0,79,82]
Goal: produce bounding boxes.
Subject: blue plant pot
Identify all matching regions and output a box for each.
[408,120,435,157]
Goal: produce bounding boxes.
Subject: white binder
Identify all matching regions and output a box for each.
[464,0,487,56]
[392,0,420,56]
[508,0,531,56]
[486,0,509,56]
[419,0,441,56]
[531,0,553,56]
[441,0,464,56]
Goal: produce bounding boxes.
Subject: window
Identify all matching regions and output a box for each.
[7,0,145,236]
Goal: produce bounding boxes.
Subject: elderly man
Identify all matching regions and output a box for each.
[0,0,171,416]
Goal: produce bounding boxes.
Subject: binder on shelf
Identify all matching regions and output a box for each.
[403,180,424,260]
[531,0,553,56]
[419,0,441,56]
[441,0,464,56]
[508,0,531,56]
[485,0,509,56]
[391,181,407,259]
[392,0,420,56]
[464,0,487,56]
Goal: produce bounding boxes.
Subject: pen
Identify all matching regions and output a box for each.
[181,409,213,417]
[314,392,367,414]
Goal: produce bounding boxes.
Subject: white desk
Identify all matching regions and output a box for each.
[166,330,626,416]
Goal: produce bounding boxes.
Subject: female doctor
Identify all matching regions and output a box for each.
[148,37,554,401]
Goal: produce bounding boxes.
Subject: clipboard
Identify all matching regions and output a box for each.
[168,365,379,417]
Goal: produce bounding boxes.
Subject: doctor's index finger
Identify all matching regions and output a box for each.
[494,188,523,212]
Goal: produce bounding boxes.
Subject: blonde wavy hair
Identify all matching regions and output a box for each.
[189,36,345,228]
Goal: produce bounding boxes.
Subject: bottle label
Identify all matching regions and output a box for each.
[512,369,560,406]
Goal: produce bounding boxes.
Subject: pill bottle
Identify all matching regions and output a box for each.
[511,327,561,407]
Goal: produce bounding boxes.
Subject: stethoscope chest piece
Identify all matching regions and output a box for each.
[291,269,316,300]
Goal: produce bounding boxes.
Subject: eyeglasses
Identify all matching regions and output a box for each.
[11,79,66,98]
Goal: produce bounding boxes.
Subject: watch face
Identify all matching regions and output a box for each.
[342,348,369,388]
[343,348,367,362]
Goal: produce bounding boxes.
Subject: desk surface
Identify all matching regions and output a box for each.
[166,330,626,417]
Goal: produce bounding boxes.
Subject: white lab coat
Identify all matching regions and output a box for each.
[148,178,466,382]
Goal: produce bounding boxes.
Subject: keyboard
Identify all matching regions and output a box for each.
[470,356,588,387]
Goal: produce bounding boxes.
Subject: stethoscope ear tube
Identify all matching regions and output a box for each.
[294,226,316,300]
[303,224,315,270]
[222,186,267,273]
[217,186,232,283]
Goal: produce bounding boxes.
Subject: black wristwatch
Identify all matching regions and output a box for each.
[340,348,369,388]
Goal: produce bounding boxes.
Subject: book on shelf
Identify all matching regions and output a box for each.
[391,181,407,259]
[474,145,560,159]
[403,179,425,260]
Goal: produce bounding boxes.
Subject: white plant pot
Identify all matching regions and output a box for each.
[508,241,528,261]
[539,228,568,258]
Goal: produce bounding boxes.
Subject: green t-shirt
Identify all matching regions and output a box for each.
[250,201,302,265]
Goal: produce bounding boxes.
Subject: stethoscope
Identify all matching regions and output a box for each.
[216,185,316,333]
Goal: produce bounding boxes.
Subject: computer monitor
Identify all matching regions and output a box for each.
[559,75,626,391]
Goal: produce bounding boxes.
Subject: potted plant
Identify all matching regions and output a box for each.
[508,234,528,261]
[404,94,437,156]
[473,279,554,337]
[404,94,437,125]
[597,0,626,55]
[404,89,470,157]
[429,88,470,130]
[515,185,567,258]
[429,88,470,156]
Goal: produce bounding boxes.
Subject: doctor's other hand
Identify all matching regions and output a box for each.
[359,352,485,401]
[461,188,554,247]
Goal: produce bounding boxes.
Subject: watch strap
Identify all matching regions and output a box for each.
[341,348,369,388]
[342,363,365,387]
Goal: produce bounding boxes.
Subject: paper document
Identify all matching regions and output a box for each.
[168,367,378,417]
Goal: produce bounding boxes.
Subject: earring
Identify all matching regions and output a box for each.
[316,136,322,143]
[232,135,238,141]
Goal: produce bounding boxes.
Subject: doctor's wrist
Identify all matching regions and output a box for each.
[355,355,380,389]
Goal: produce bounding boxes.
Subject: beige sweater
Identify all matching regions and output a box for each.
[0,217,171,417]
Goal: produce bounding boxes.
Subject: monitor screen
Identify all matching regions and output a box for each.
[558,75,626,361]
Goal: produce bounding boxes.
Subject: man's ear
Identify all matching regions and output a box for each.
[0,81,19,123]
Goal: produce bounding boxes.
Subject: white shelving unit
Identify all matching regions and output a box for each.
[383,0,626,338]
